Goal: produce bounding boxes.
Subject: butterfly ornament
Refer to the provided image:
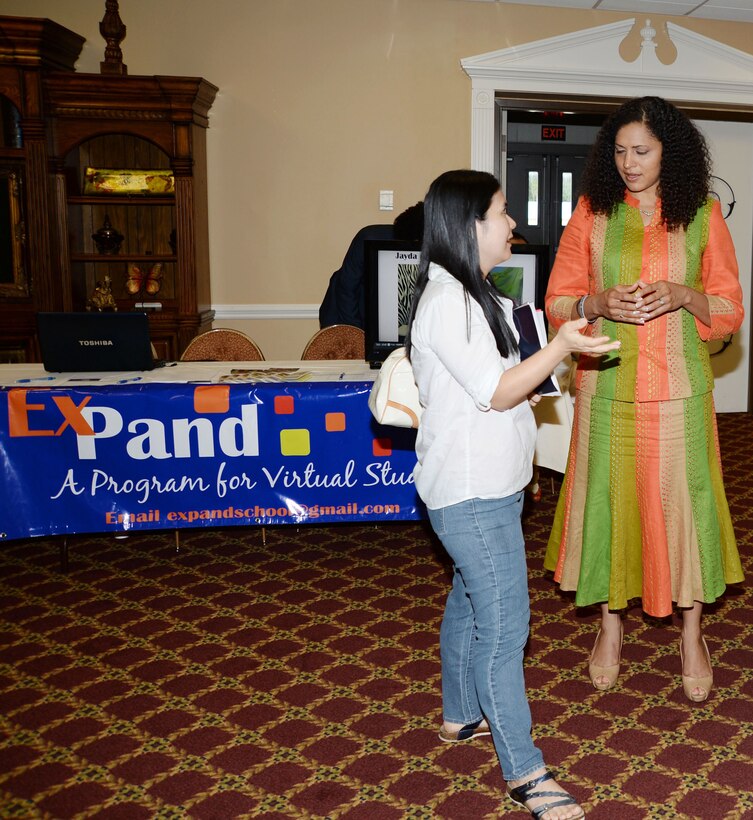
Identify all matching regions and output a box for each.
[126,262,163,296]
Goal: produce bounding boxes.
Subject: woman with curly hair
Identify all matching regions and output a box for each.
[544,96,744,702]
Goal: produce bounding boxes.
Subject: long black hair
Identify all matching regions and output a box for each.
[581,96,711,231]
[404,169,518,359]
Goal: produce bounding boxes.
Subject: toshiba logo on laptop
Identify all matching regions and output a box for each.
[37,311,154,371]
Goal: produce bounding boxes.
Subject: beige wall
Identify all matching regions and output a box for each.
[8,0,753,358]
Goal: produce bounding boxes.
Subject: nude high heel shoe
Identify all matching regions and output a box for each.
[680,636,713,702]
[588,626,623,691]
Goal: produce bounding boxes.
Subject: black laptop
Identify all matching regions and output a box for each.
[37,312,155,372]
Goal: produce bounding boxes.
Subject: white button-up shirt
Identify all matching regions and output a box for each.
[410,263,536,510]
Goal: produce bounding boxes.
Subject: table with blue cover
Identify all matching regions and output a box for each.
[0,361,422,542]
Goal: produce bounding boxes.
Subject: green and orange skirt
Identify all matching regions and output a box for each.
[544,391,743,618]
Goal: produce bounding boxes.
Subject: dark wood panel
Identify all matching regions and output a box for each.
[0,13,217,363]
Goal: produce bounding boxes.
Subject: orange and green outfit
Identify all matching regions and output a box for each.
[545,193,744,618]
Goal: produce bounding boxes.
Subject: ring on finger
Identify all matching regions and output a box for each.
[659,296,665,305]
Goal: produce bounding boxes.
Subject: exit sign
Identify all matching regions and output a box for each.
[542,125,566,141]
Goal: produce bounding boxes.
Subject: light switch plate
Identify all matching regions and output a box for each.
[379,190,394,210]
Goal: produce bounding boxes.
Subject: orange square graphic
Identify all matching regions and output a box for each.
[373,437,392,456]
[325,412,346,432]
[275,395,295,414]
[193,385,230,414]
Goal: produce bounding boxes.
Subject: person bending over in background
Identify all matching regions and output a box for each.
[319,202,423,329]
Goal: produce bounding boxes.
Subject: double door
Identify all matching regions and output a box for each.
[505,145,589,258]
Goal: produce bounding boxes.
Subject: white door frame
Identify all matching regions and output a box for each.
[462,18,753,174]
[462,18,753,412]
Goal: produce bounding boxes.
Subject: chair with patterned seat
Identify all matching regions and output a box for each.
[301,324,365,360]
[180,328,265,362]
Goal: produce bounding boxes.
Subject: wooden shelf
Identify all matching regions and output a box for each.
[115,298,176,309]
[70,254,177,263]
[67,195,175,206]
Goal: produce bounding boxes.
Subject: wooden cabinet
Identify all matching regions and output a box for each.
[0,17,83,363]
[0,15,218,362]
[47,74,218,359]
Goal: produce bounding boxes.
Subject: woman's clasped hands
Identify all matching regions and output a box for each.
[592,279,681,324]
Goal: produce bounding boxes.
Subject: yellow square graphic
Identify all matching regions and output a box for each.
[325,412,346,432]
[280,428,310,456]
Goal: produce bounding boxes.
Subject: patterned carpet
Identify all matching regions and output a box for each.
[1,413,752,819]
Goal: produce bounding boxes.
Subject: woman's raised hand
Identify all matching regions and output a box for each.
[493,318,618,411]
[554,318,621,356]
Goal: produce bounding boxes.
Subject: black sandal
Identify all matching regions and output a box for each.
[438,718,491,743]
[508,770,584,819]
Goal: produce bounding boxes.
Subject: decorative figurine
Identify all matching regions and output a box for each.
[86,274,118,311]
[92,213,124,255]
[99,0,128,76]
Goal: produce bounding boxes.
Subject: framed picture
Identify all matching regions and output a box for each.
[488,244,549,310]
[364,241,550,364]
[83,167,174,196]
[364,239,421,364]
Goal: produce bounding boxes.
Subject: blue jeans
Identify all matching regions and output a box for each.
[428,494,544,782]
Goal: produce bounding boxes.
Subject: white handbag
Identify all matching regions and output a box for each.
[368,347,423,429]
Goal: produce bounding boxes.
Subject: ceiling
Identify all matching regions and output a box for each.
[467,0,753,24]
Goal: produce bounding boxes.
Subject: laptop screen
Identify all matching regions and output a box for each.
[37,312,155,372]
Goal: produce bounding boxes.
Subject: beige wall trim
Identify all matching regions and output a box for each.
[213,304,319,320]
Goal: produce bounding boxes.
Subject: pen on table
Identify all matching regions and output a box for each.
[116,376,143,384]
[15,376,56,384]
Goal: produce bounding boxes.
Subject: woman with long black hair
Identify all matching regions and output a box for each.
[406,169,619,819]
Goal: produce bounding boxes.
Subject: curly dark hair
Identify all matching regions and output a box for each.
[580,96,711,231]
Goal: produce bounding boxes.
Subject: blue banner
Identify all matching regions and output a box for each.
[0,381,423,541]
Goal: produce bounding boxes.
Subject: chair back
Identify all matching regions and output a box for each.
[180,328,265,362]
[301,325,365,360]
